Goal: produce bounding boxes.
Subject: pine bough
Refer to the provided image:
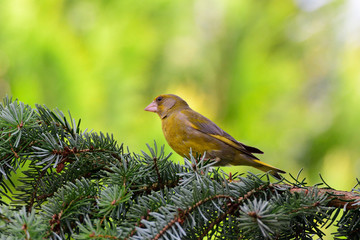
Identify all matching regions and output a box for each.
[0,97,359,240]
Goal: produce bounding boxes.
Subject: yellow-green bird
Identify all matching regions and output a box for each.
[145,94,285,179]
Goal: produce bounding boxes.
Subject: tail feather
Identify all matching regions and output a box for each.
[252,159,286,179]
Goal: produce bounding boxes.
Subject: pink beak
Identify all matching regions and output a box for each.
[144,101,158,112]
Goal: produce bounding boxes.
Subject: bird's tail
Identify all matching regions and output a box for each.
[252,159,286,180]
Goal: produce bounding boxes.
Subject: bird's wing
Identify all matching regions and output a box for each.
[183,109,263,159]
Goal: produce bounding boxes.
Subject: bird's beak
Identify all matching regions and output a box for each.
[144,101,158,112]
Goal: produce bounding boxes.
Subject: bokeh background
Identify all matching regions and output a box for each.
[1,0,360,191]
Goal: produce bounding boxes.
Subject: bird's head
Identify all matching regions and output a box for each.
[145,94,189,119]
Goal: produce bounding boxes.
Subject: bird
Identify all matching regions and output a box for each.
[144,94,285,179]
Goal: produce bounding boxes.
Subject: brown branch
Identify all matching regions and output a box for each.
[8,132,19,159]
[88,233,118,239]
[239,183,273,202]
[36,192,54,201]
[152,157,162,187]
[226,182,360,210]
[284,185,360,210]
[27,169,47,212]
[52,146,93,156]
[22,223,29,240]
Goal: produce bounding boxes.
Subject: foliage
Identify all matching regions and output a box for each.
[1,97,360,239]
[1,0,360,187]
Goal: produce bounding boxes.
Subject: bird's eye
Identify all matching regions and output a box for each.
[156,96,163,102]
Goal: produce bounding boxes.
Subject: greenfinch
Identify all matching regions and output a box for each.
[145,94,285,179]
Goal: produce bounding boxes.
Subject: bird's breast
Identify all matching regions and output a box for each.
[161,114,223,158]
[161,117,188,153]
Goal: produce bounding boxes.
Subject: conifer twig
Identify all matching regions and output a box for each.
[285,186,360,210]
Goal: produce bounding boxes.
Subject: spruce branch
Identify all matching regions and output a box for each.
[287,186,360,210]
[273,184,360,210]
[2,96,360,240]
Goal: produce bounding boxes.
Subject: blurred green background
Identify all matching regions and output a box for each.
[1,0,360,190]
